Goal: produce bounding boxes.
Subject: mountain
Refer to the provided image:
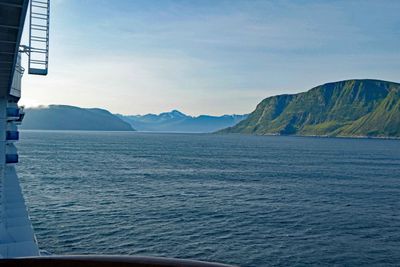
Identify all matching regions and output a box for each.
[21,105,134,131]
[118,110,247,133]
[219,79,400,138]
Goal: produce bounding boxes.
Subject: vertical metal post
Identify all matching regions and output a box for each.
[28,0,32,73]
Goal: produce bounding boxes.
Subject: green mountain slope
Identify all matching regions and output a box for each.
[21,105,134,131]
[219,79,400,137]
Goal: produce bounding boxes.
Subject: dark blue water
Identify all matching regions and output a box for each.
[17,131,400,266]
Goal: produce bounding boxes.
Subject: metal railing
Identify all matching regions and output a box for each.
[0,255,236,267]
[28,0,50,75]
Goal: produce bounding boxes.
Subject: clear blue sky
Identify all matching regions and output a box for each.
[21,0,400,115]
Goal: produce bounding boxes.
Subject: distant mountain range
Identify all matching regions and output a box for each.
[21,105,134,131]
[219,79,400,138]
[21,105,247,132]
[20,79,400,137]
[117,110,248,133]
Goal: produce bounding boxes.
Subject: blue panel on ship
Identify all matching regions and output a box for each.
[6,131,19,141]
[6,154,18,163]
[6,107,20,117]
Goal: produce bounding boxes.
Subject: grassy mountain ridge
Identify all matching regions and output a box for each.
[219,79,400,137]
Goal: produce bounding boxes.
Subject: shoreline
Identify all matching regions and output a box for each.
[19,129,400,140]
[216,132,400,140]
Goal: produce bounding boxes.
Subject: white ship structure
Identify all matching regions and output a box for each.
[0,0,49,258]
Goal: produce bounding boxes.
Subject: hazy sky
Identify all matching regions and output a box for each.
[20,0,400,115]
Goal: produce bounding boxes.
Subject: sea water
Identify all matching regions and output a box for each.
[17,131,400,266]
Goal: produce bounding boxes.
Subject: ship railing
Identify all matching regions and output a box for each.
[0,255,236,267]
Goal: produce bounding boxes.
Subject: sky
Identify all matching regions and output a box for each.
[20,0,400,116]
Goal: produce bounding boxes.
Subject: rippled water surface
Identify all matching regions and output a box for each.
[17,131,400,266]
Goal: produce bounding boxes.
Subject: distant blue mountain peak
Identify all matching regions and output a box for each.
[119,110,248,133]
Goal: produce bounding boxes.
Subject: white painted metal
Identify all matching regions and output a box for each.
[0,57,40,257]
[0,166,39,257]
[9,54,23,98]
[0,0,50,258]
[28,0,50,75]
